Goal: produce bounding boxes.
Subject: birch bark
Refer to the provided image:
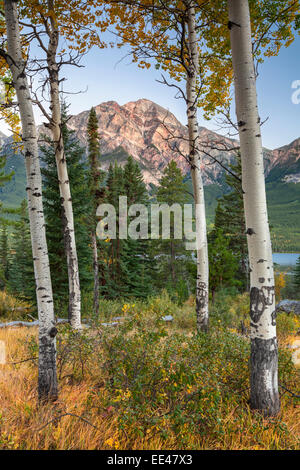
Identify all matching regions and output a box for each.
[4,0,58,400]
[46,1,81,329]
[186,1,209,332]
[227,0,280,416]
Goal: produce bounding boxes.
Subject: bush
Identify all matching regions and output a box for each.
[18,294,299,450]
[211,290,249,329]
[98,307,250,447]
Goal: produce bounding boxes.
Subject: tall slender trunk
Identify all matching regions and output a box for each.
[4,0,58,400]
[46,3,81,329]
[92,232,99,315]
[186,2,209,332]
[228,0,280,416]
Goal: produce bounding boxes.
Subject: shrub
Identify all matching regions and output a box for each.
[98,308,251,447]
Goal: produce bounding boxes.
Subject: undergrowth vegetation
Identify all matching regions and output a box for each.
[0,291,32,321]
[0,291,299,450]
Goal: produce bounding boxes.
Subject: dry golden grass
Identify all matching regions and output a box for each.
[0,325,299,450]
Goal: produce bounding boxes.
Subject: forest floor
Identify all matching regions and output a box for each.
[0,291,299,450]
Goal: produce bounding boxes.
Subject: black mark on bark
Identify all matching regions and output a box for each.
[228,21,241,30]
[250,286,275,323]
[250,336,280,416]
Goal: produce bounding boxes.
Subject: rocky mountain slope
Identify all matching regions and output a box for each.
[66,98,298,186]
[68,98,240,185]
[266,137,300,184]
[1,98,299,188]
[0,98,299,251]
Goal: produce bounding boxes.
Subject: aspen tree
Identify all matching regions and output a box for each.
[2,0,57,400]
[45,0,81,329]
[16,0,119,327]
[227,0,280,416]
[186,1,209,331]
[101,0,230,331]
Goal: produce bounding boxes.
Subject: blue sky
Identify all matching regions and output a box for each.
[2,33,300,150]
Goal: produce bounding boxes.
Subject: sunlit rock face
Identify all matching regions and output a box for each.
[32,98,299,186]
[67,98,241,185]
[266,138,300,184]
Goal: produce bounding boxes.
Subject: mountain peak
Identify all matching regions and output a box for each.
[66,98,300,186]
[68,98,192,184]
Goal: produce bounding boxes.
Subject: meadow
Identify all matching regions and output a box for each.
[0,290,299,450]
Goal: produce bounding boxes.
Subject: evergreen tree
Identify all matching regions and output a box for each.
[102,157,152,299]
[208,228,239,302]
[124,155,148,205]
[0,223,10,290]
[9,200,35,302]
[122,156,151,298]
[0,153,14,222]
[103,162,125,298]
[0,153,18,290]
[40,107,93,311]
[293,256,300,291]
[87,107,106,314]
[214,153,249,290]
[153,160,192,298]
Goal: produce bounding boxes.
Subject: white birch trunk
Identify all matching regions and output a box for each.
[186,2,209,332]
[46,9,81,329]
[4,0,58,400]
[228,0,280,416]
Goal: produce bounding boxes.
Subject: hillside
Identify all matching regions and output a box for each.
[0,98,300,251]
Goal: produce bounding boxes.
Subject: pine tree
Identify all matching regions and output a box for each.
[0,223,10,290]
[208,228,239,303]
[40,107,93,313]
[0,153,14,290]
[153,161,191,297]
[214,153,249,290]
[101,157,152,299]
[122,156,151,298]
[124,155,148,205]
[293,256,300,291]
[87,107,106,315]
[0,153,14,223]
[103,162,125,297]
[9,199,35,302]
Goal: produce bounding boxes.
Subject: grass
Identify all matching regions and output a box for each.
[0,292,299,450]
[0,290,32,320]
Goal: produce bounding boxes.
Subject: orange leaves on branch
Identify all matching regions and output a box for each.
[275,272,286,301]
[18,0,109,53]
[0,68,22,142]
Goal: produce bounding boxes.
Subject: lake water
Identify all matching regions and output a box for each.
[273,253,300,266]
